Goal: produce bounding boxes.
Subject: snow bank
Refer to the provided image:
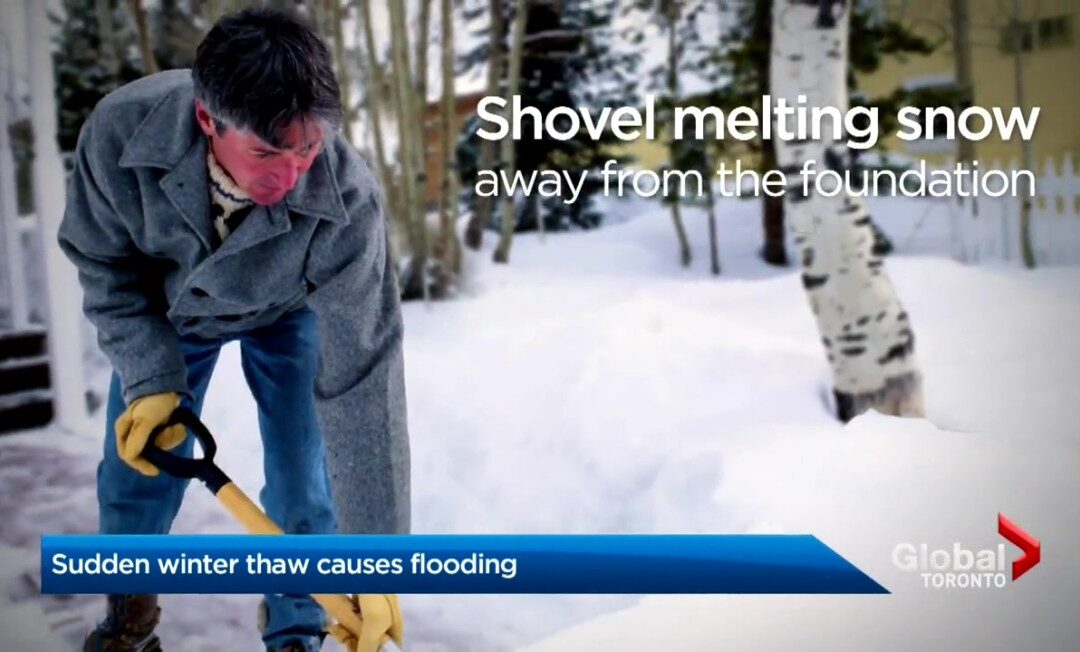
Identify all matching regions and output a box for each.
[526,412,1080,651]
[2,194,1077,650]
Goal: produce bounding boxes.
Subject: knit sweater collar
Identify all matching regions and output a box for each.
[207,149,253,246]
[207,149,252,209]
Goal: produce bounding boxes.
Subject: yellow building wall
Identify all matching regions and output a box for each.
[858,0,1080,168]
[611,138,669,170]
[617,0,1080,172]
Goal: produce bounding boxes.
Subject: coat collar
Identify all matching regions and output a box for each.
[118,74,348,226]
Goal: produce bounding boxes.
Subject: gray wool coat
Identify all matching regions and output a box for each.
[57,70,409,535]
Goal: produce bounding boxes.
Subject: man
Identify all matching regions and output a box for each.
[58,9,409,652]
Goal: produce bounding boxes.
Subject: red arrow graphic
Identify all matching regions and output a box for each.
[998,513,1041,581]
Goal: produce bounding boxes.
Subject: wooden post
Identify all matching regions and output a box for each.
[1010,0,1036,269]
[24,0,90,432]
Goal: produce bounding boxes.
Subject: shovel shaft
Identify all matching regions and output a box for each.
[214,483,368,637]
[149,409,389,646]
[215,483,283,535]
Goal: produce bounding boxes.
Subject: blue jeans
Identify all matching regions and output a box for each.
[98,308,337,647]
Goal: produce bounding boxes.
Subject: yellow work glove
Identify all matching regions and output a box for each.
[114,391,185,476]
[327,594,404,652]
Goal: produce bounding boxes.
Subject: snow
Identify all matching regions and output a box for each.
[526,411,1080,651]
[2,193,1079,650]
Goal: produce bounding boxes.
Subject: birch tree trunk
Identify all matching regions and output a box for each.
[492,0,525,264]
[464,0,505,250]
[771,0,923,421]
[663,0,692,268]
[434,0,462,291]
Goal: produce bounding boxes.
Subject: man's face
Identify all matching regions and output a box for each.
[195,99,324,206]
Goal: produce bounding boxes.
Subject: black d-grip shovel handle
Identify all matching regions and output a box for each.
[143,407,231,493]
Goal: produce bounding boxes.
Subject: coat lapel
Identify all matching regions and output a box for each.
[159,137,214,252]
[214,200,292,258]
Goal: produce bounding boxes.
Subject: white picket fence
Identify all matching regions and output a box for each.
[951,155,1080,266]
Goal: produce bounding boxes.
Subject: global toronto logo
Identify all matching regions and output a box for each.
[892,513,1041,589]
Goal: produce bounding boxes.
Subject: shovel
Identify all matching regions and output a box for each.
[143,407,403,652]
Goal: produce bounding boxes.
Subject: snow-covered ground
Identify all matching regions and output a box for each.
[2,194,1078,650]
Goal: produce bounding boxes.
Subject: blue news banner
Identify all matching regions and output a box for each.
[41,534,887,594]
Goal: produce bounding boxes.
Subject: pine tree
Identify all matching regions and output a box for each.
[458,0,641,235]
[53,0,143,153]
[523,0,639,231]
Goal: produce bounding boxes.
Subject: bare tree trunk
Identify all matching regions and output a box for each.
[664,0,692,268]
[771,0,924,421]
[201,0,246,21]
[332,0,357,146]
[96,0,119,81]
[204,0,223,21]
[434,0,462,292]
[414,0,433,224]
[389,0,418,263]
[754,0,787,266]
[761,188,787,264]
[359,0,400,223]
[416,0,433,103]
[464,0,504,250]
[359,1,411,280]
[951,0,975,167]
[309,0,323,35]
[703,151,721,276]
[126,0,159,75]
[389,0,430,298]
[949,0,976,260]
[492,0,525,264]
[1010,0,1035,268]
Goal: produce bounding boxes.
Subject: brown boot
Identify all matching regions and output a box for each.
[83,594,162,651]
